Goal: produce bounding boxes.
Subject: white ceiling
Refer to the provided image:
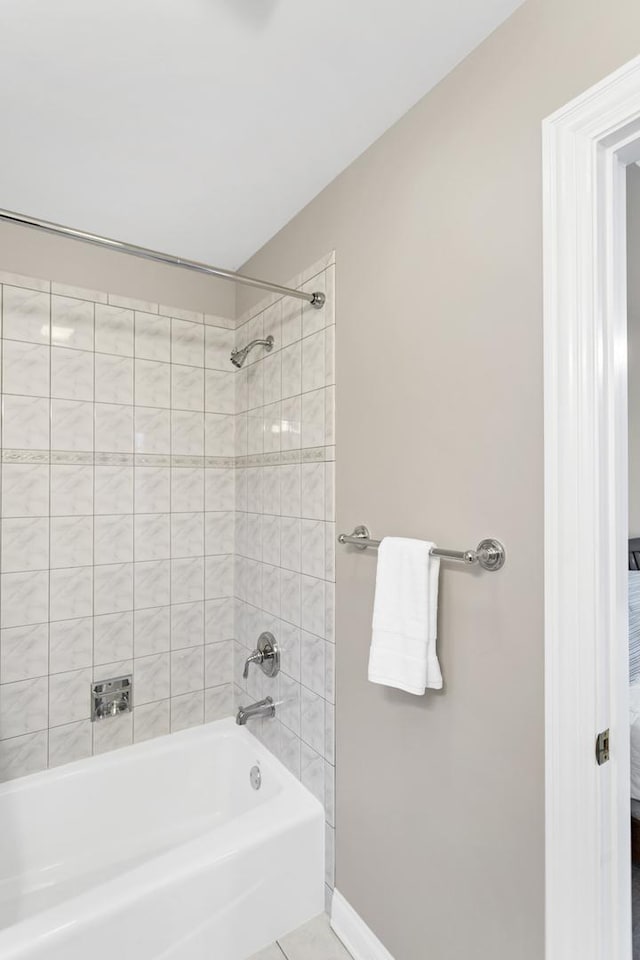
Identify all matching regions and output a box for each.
[0,0,523,269]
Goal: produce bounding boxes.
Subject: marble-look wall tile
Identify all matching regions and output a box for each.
[49,618,93,673]
[172,468,204,512]
[205,326,234,370]
[3,340,50,397]
[204,683,232,722]
[302,330,325,393]
[0,731,48,782]
[171,512,204,559]
[301,740,325,805]
[205,370,234,414]
[0,274,237,785]
[281,342,302,399]
[135,406,171,455]
[51,465,93,516]
[94,611,133,665]
[206,413,235,457]
[50,566,93,621]
[2,286,50,344]
[134,699,170,742]
[134,605,170,657]
[51,296,94,350]
[134,652,170,704]
[173,365,204,411]
[172,556,204,604]
[1,570,49,628]
[94,403,133,453]
[51,347,93,401]
[135,513,170,561]
[171,645,204,696]
[95,354,133,405]
[135,560,171,610]
[324,762,335,827]
[205,597,234,643]
[171,601,204,650]
[205,640,231,687]
[135,313,170,362]
[95,465,133,514]
[94,515,133,565]
[0,623,49,683]
[0,264,334,826]
[50,516,92,568]
[49,668,92,726]
[0,676,48,738]
[49,720,92,767]
[135,359,171,408]
[171,319,203,367]
[94,563,133,616]
[231,261,336,892]
[52,400,94,452]
[3,395,49,449]
[2,463,49,517]
[135,466,170,513]
[170,691,204,732]
[95,305,134,357]
[1,517,49,572]
[172,411,204,456]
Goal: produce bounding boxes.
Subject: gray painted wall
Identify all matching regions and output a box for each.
[239,2,640,957]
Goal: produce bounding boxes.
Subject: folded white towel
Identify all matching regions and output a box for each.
[368,537,442,695]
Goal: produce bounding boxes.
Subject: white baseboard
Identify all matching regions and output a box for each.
[330,889,396,960]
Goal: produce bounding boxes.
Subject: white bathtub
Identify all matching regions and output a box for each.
[0,718,324,960]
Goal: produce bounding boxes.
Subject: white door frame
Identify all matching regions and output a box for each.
[544,56,640,960]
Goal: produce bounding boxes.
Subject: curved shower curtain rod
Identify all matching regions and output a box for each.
[0,208,326,309]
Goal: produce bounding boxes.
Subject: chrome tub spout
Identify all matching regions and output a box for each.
[235,696,276,726]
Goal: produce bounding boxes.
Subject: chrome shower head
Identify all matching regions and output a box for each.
[230,346,250,368]
[230,335,274,368]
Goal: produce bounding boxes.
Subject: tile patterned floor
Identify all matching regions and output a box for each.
[250,914,353,960]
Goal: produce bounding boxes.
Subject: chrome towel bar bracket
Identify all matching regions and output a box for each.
[337,525,506,572]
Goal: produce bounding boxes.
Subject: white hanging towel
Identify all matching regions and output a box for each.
[368,537,442,694]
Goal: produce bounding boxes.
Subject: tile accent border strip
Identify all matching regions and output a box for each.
[2,447,334,467]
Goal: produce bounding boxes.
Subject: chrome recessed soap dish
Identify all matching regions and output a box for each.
[91,675,132,721]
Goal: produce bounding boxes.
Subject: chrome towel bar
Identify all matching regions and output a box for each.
[338,525,506,572]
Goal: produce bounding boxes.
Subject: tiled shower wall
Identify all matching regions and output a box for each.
[0,271,237,779]
[0,253,336,899]
[231,253,336,904]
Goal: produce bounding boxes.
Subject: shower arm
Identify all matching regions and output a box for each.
[233,337,271,354]
[0,208,326,309]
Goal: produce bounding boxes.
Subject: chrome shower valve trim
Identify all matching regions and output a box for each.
[242,631,280,679]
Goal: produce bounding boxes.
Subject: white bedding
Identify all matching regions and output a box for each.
[630,678,640,800]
